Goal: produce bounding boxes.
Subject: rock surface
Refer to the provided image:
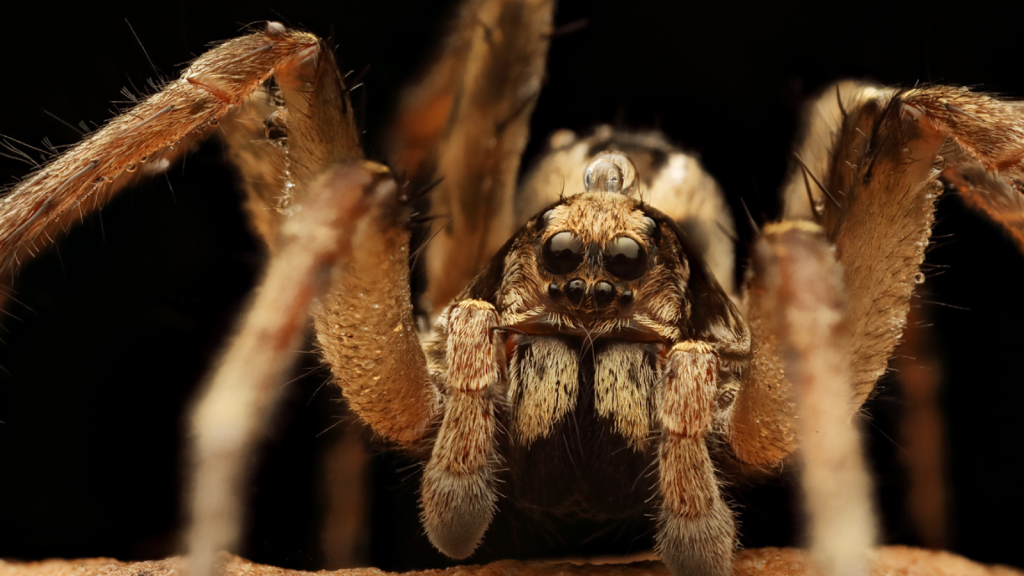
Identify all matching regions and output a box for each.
[2,548,1020,576]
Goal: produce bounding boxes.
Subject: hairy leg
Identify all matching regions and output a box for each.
[729,83,1024,575]
[420,300,502,558]
[748,222,875,576]
[657,342,735,576]
[0,24,320,273]
[188,163,394,576]
[893,304,949,548]
[217,27,440,448]
[730,83,1024,465]
[388,0,553,312]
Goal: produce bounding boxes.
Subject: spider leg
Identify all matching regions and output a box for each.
[218,30,363,250]
[789,84,1024,408]
[892,304,949,548]
[215,26,441,448]
[727,83,949,575]
[387,0,553,313]
[308,179,440,446]
[0,24,321,274]
[420,300,502,558]
[656,341,735,576]
[215,34,373,564]
[745,222,875,576]
[729,83,951,466]
[187,163,392,576]
[730,83,1024,575]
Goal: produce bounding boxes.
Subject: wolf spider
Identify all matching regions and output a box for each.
[3,1,1024,576]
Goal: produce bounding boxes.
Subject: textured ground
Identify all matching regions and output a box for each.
[2,548,1020,576]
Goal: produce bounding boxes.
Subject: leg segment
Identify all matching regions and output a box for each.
[420,300,501,559]
[388,0,553,312]
[219,34,362,251]
[893,304,949,548]
[730,83,985,466]
[214,27,440,448]
[188,163,393,576]
[907,89,1024,253]
[310,178,440,447]
[749,222,876,576]
[0,24,321,273]
[657,342,735,576]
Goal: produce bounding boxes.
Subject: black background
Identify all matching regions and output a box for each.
[1,0,1023,571]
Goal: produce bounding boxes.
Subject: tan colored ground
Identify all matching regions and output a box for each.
[1,548,1020,576]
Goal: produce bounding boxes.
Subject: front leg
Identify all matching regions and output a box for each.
[657,342,735,576]
[311,175,442,447]
[420,300,502,559]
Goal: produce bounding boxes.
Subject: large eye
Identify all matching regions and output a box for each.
[603,236,646,280]
[542,231,585,275]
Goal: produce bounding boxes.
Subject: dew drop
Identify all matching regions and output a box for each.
[913,272,925,284]
[125,163,137,173]
[209,117,220,127]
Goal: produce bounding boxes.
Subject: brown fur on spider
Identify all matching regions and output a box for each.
[3,1,1024,576]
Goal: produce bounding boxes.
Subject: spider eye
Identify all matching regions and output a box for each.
[642,216,660,241]
[536,209,555,231]
[603,236,646,280]
[542,231,585,275]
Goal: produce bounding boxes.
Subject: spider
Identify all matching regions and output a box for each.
[2,1,1024,573]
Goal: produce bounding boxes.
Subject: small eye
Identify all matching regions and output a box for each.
[642,216,660,241]
[542,231,585,275]
[603,236,646,280]
[536,209,555,231]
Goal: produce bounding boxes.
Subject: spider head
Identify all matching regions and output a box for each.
[532,194,663,324]
[465,152,747,352]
